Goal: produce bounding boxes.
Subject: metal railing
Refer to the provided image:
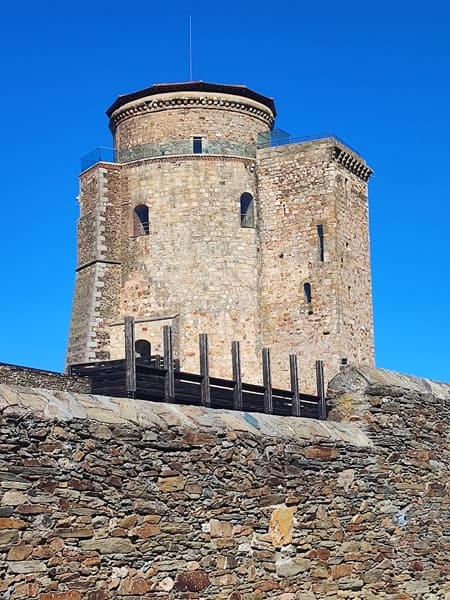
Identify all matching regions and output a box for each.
[81,139,256,172]
[256,130,361,157]
[81,147,115,172]
[80,132,360,172]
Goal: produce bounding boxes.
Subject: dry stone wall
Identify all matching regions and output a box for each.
[1,365,450,599]
[0,365,90,394]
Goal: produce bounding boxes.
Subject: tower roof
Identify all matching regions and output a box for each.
[106,81,276,118]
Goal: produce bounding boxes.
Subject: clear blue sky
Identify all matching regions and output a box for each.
[0,0,449,382]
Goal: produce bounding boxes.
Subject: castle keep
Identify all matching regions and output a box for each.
[67,81,374,390]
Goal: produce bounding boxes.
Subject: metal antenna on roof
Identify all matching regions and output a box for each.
[189,16,193,81]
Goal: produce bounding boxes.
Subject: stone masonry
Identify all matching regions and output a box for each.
[1,365,450,598]
[67,81,374,391]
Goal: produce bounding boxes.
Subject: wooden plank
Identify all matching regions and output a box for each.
[262,348,273,414]
[124,316,136,398]
[199,334,211,407]
[315,360,327,420]
[163,325,175,402]
[231,341,243,411]
[290,354,301,417]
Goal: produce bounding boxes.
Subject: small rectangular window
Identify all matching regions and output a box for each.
[193,137,203,154]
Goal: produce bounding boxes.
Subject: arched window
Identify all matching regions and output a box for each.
[304,282,313,314]
[134,205,149,236]
[240,193,255,228]
[135,339,151,359]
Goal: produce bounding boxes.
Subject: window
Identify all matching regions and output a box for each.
[240,193,255,228]
[134,205,149,236]
[135,339,151,359]
[317,224,324,261]
[193,137,203,154]
[304,282,313,314]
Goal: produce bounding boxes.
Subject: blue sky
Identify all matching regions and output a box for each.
[0,0,449,382]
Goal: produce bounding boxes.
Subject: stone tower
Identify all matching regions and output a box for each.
[67,81,374,390]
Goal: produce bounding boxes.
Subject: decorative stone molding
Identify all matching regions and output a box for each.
[119,154,256,171]
[109,93,275,132]
[332,146,373,182]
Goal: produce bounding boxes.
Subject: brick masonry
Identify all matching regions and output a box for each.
[67,83,374,391]
[0,365,449,598]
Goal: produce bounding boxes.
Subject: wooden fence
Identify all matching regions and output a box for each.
[69,318,328,420]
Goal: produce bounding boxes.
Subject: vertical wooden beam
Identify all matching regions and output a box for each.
[315,360,327,420]
[232,341,243,411]
[290,354,301,417]
[199,334,211,407]
[262,347,273,414]
[125,316,136,398]
[163,325,175,402]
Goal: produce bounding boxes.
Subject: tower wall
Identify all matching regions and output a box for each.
[257,139,374,390]
[108,155,261,381]
[110,91,274,150]
[66,164,122,365]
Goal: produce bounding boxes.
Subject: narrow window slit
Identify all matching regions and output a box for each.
[317,224,324,261]
[304,282,313,314]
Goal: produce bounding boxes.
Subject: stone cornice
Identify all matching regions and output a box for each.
[332,146,373,182]
[119,154,256,170]
[109,92,275,132]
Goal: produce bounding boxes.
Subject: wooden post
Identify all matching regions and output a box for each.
[315,360,327,420]
[231,341,243,410]
[199,334,211,407]
[163,325,175,402]
[262,347,273,414]
[124,316,136,398]
[290,354,301,417]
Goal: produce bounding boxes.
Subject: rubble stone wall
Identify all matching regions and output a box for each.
[0,364,90,393]
[1,365,450,599]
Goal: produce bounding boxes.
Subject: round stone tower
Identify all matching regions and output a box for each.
[67,82,276,381]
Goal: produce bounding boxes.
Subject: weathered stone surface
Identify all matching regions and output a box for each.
[174,570,211,592]
[79,538,135,554]
[7,542,33,560]
[8,560,46,573]
[269,506,296,547]
[276,557,311,576]
[210,519,233,538]
[40,592,82,600]
[0,518,26,529]
[0,366,449,597]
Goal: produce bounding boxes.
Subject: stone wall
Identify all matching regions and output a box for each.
[257,140,374,391]
[67,164,123,366]
[110,91,273,150]
[0,364,90,393]
[1,365,450,599]
[112,155,261,380]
